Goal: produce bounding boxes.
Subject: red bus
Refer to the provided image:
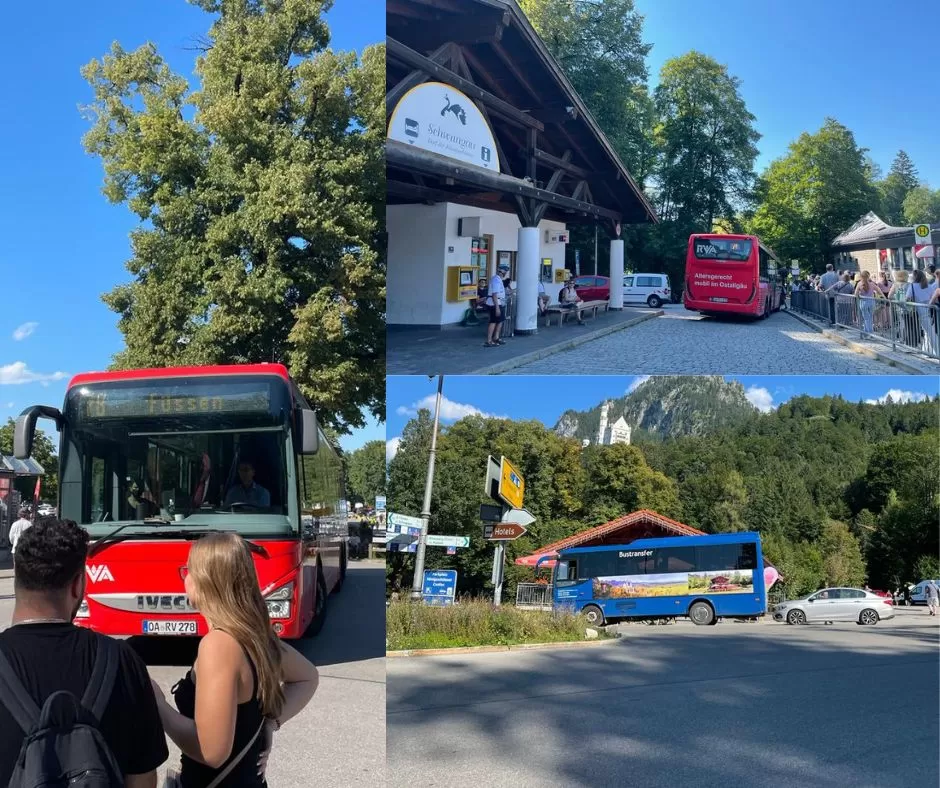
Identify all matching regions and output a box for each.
[14,363,348,640]
[684,233,784,318]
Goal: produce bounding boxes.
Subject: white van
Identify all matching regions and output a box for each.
[910,580,940,605]
[623,273,671,308]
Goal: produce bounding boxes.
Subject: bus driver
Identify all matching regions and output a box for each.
[223,459,271,509]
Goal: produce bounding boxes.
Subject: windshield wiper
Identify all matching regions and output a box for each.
[88,521,170,557]
[88,525,269,559]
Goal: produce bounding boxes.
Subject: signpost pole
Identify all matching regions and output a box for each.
[411,375,444,600]
[492,541,505,606]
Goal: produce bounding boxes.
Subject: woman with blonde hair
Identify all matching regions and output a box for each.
[854,270,884,334]
[153,533,319,787]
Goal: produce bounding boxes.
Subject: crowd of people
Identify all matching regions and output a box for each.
[0,518,319,787]
[790,262,940,351]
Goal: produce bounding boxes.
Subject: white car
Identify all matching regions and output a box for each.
[910,580,940,605]
[772,587,895,625]
[623,273,671,308]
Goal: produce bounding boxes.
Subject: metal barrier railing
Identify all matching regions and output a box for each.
[790,291,940,361]
[789,290,831,322]
[515,583,553,609]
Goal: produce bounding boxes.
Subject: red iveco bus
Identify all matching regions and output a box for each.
[684,233,784,318]
[14,363,348,640]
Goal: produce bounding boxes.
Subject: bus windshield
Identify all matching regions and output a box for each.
[61,377,294,536]
[693,238,752,261]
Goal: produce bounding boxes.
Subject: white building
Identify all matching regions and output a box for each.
[595,401,631,446]
[386,0,657,338]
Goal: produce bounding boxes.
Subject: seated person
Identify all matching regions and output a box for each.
[559,281,586,325]
[537,280,550,315]
[473,278,488,311]
[223,459,271,508]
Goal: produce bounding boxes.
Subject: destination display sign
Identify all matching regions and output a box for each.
[75,384,272,420]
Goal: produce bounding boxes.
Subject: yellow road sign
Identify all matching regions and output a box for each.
[914,224,930,239]
[498,456,524,509]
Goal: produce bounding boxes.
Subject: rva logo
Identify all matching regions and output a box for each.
[86,565,114,583]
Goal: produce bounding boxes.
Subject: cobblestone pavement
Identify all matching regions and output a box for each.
[509,306,918,375]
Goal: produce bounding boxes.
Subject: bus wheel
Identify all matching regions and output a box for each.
[303,567,329,638]
[689,601,715,626]
[582,605,605,627]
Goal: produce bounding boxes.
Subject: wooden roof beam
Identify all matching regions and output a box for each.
[387,37,544,132]
[387,140,621,222]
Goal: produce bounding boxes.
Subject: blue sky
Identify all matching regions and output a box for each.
[386,376,940,458]
[0,0,384,453]
[637,0,940,188]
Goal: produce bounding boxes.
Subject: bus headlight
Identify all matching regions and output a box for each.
[264,582,293,620]
[76,599,90,618]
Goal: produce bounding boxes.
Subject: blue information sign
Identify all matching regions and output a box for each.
[422,569,457,607]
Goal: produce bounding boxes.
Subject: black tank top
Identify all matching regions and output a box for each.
[172,641,266,787]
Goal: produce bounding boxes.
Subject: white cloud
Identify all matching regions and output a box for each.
[864,389,929,405]
[396,394,499,422]
[745,386,775,413]
[626,376,651,394]
[12,322,38,341]
[4,402,13,409]
[386,437,401,462]
[0,362,68,386]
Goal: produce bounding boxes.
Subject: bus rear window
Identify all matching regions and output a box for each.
[693,238,752,261]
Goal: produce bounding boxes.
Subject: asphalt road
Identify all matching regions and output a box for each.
[510,304,919,374]
[387,608,939,788]
[0,559,386,787]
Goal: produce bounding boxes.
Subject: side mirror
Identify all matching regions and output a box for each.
[298,408,319,455]
[14,406,63,459]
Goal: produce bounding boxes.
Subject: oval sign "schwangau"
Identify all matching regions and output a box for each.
[388,81,501,172]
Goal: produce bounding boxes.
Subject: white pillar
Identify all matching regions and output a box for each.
[609,238,625,310]
[515,226,540,334]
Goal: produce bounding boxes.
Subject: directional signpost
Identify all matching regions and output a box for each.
[422,569,457,607]
[482,455,534,605]
[483,522,528,541]
[425,535,470,548]
[389,512,424,529]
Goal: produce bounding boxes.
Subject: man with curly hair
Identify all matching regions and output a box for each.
[0,518,168,786]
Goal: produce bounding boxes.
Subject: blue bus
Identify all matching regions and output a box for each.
[544,532,766,626]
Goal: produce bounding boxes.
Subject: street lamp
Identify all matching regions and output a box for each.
[411,375,444,599]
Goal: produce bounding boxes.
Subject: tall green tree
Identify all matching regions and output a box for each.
[345,440,386,508]
[582,443,681,523]
[0,419,58,504]
[880,150,920,225]
[81,0,385,432]
[653,52,760,229]
[902,186,940,225]
[519,0,653,181]
[819,520,866,588]
[749,119,880,272]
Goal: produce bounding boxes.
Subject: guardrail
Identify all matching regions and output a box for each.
[515,583,554,610]
[790,290,939,361]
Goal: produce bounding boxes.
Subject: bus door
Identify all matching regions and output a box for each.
[553,557,588,610]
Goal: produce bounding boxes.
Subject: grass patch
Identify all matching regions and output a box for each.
[386,596,609,650]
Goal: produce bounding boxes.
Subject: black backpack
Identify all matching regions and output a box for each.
[0,635,124,788]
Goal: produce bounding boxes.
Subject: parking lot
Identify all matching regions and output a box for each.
[388,607,939,788]
[1,559,386,788]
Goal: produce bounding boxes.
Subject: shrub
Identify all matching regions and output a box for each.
[386,596,604,650]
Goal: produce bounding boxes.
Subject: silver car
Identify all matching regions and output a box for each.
[772,588,895,626]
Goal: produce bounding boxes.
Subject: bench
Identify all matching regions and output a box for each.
[542,300,608,326]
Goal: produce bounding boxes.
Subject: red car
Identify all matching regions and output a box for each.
[569,275,610,301]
